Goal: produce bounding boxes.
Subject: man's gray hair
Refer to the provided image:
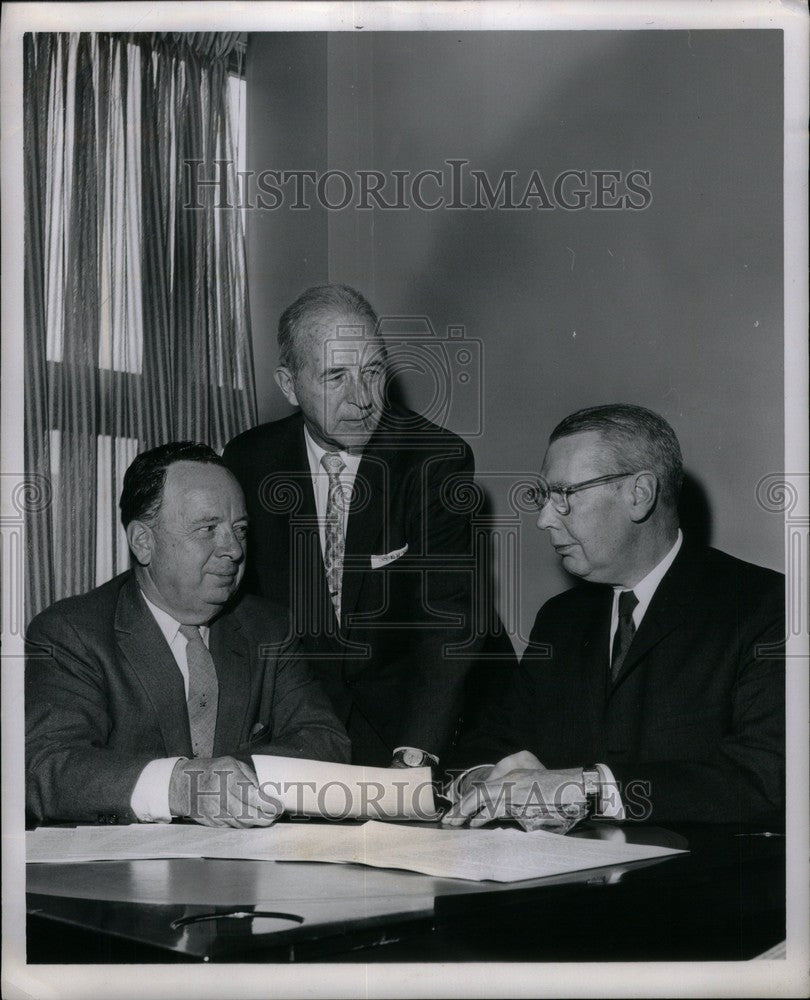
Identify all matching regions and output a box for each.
[278,284,379,373]
[550,403,684,505]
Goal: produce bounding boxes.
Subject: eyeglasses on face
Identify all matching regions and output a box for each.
[528,472,639,515]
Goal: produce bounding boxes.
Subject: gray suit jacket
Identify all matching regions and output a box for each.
[25,571,351,823]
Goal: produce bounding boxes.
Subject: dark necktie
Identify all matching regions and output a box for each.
[179,624,219,757]
[321,452,347,623]
[610,590,638,682]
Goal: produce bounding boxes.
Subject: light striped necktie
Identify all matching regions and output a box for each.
[321,451,347,623]
[179,624,219,758]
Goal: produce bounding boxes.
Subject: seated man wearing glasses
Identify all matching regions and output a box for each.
[444,404,785,829]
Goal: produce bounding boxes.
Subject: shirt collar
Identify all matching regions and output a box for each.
[614,529,683,612]
[304,423,363,475]
[140,590,210,645]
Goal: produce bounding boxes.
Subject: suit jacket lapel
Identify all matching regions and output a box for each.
[341,434,391,626]
[209,605,253,756]
[272,414,318,578]
[580,584,614,723]
[610,543,697,689]
[276,418,339,640]
[114,574,192,756]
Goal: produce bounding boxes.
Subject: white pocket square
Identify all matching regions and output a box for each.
[370,544,408,569]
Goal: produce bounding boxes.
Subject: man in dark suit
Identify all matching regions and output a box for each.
[26,442,350,826]
[444,404,784,827]
[224,284,514,769]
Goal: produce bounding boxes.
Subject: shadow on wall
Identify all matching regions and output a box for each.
[678,471,714,551]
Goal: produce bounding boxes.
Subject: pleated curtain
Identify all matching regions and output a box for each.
[23,32,257,622]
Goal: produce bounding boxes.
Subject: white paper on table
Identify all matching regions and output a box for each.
[26,822,366,865]
[251,755,437,820]
[352,821,686,882]
[27,820,685,883]
[27,824,215,863]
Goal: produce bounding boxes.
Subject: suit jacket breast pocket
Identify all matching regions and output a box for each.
[346,543,408,626]
[369,542,409,570]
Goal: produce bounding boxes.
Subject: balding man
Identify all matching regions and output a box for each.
[26,442,350,826]
[444,404,784,828]
[224,284,515,770]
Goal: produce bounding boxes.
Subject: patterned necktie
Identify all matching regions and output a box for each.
[179,624,219,757]
[610,590,639,682]
[321,452,347,624]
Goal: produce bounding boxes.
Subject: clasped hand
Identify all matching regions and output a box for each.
[169,756,281,828]
[442,751,587,830]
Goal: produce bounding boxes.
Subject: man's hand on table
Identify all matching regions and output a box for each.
[442,751,588,830]
[169,756,281,828]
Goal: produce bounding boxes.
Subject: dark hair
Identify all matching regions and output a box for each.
[549,403,684,505]
[119,442,227,528]
[278,283,378,373]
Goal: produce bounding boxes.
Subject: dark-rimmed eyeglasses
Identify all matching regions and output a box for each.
[528,472,638,516]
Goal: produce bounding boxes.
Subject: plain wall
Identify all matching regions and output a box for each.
[246,33,330,422]
[246,30,784,650]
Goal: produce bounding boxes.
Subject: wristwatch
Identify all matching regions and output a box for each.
[392,748,435,768]
[581,765,602,816]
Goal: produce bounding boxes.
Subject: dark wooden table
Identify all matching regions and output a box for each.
[26,821,785,963]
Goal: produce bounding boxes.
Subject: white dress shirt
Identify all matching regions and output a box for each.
[129,594,211,823]
[609,529,683,654]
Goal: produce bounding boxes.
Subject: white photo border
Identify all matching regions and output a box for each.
[2,3,807,998]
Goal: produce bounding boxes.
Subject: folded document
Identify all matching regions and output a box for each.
[250,755,437,820]
[27,821,684,883]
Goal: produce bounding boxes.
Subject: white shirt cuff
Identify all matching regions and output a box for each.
[595,762,625,819]
[130,757,184,823]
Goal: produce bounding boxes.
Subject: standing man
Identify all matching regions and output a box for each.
[444,404,784,827]
[224,284,511,768]
[26,443,350,826]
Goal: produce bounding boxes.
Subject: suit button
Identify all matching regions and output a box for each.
[97,814,107,824]
[109,814,118,825]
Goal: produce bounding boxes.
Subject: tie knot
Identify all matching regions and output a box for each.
[179,624,203,643]
[618,590,638,619]
[321,452,346,478]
